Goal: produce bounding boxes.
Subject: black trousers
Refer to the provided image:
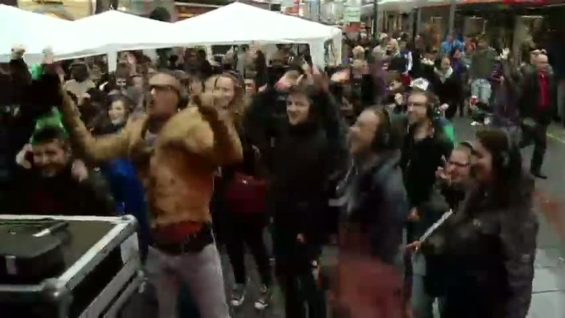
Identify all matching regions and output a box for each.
[224,212,272,286]
[273,225,326,318]
[520,121,547,172]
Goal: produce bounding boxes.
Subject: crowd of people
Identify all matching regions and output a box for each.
[0,28,562,318]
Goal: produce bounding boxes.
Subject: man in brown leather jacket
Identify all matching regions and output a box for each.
[59,70,242,318]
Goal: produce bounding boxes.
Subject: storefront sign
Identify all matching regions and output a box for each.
[503,0,547,3]
[463,0,548,3]
[343,0,361,23]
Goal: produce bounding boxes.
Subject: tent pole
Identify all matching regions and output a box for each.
[372,0,379,40]
[448,0,457,35]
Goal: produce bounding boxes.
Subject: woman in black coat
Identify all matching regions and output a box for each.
[430,56,463,119]
[424,128,537,318]
[246,73,346,318]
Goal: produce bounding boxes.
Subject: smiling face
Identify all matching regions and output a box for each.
[116,77,128,89]
[33,139,70,178]
[244,78,257,95]
[440,57,451,72]
[214,76,236,110]
[286,92,311,126]
[407,92,429,125]
[348,109,380,157]
[446,148,471,186]
[471,140,494,185]
[108,99,128,125]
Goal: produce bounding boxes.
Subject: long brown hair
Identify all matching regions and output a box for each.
[219,72,245,127]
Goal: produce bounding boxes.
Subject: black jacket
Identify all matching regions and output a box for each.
[400,126,453,240]
[270,122,334,244]
[430,68,463,118]
[427,175,537,318]
[9,165,115,216]
[400,126,453,210]
[518,70,557,125]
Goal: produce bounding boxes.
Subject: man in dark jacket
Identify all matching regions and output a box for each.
[400,90,453,242]
[9,127,114,216]
[519,53,557,179]
[334,106,408,318]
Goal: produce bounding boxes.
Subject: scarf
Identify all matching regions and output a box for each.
[434,67,453,84]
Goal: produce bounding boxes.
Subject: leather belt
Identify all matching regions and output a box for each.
[153,223,213,255]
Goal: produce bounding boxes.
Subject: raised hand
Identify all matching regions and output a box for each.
[11,45,25,60]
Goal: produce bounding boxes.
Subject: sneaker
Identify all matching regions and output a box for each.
[230,283,246,307]
[253,285,272,310]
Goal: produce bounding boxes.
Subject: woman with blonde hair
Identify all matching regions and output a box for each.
[208,71,274,310]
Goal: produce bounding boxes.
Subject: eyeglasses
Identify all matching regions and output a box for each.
[149,84,176,93]
[448,160,470,168]
[407,102,426,108]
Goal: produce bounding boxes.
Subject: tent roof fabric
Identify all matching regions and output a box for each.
[0,4,72,63]
[174,2,342,45]
[58,10,179,57]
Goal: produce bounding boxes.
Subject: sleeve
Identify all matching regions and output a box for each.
[204,112,243,166]
[243,90,274,151]
[406,51,413,73]
[59,90,130,162]
[500,207,538,318]
[360,74,377,106]
[419,185,451,223]
[82,170,116,216]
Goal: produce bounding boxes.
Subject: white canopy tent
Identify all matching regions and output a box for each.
[55,10,180,61]
[0,4,72,64]
[173,2,343,67]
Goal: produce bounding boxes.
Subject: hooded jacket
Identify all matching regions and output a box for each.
[59,93,242,227]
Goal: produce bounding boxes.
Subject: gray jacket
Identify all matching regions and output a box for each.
[340,151,409,266]
[470,47,498,80]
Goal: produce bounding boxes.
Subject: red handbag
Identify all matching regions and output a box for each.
[224,172,267,214]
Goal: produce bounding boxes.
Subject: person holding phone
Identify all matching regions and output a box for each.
[409,143,473,318]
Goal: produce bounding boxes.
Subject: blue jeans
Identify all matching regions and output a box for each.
[471,79,492,105]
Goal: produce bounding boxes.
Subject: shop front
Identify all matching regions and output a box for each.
[457,0,565,61]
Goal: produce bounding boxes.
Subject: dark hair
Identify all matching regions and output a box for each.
[31,127,69,147]
[108,94,134,113]
[363,106,399,151]
[449,47,462,59]
[409,89,439,118]
[287,83,325,122]
[475,128,523,205]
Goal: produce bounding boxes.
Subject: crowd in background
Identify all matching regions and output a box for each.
[0,26,563,318]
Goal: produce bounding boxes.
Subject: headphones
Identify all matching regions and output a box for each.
[408,89,440,120]
[371,107,394,151]
[426,93,441,120]
[499,129,514,169]
[178,93,189,110]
